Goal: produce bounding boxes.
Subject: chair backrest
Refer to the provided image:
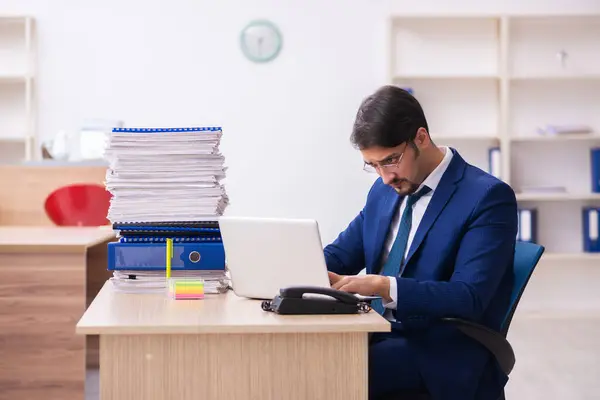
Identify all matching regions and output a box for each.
[44,183,111,226]
[500,241,545,335]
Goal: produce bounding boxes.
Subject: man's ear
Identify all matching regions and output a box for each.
[414,127,430,149]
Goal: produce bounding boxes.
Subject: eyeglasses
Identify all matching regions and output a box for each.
[363,144,409,174]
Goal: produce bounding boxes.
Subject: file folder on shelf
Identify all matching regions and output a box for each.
[583,207,600,252]
[108,241,226,271]
[488,147,501,179]
[517,208,537,243]
[592,148,600,193]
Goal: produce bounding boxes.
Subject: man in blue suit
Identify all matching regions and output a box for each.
[325,86,518,400]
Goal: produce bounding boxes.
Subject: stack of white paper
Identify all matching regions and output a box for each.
[103,127,229,223]
[110,270,230,294]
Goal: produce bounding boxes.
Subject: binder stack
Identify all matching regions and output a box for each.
[103,127,230,294]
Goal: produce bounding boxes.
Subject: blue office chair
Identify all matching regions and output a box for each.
[384,241,545,400]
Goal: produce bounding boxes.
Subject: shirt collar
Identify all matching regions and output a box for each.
[418,146,453,195]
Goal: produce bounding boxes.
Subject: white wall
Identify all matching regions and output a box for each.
[1,0,599,244]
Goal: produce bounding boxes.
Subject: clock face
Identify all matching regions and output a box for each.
[240,20,282,63]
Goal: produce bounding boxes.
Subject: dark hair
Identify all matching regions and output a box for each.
[350,85,429,150]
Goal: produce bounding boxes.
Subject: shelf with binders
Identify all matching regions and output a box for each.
[385,14,600,261]
[511,140,600,254]
[509,138,600,200]
[516,201,600,255]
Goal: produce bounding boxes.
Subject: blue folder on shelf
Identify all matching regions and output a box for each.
[583,207,600,253]
[108,241,226,271]
[592,148,600,193]
[517,208,537,243]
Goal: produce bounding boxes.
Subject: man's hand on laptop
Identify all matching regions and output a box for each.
[328,271,392,301]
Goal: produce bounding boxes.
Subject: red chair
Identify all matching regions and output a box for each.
[44,183,112,226]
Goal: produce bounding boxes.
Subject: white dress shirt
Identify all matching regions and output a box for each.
[381,146,453,321]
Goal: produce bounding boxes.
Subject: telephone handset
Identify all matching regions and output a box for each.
[261,286,372,315]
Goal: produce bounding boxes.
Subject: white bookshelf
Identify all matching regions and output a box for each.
[388,14,600,257]
[0,16,36,162]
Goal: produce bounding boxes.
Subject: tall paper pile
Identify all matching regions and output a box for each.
[104,127,228,223]
[102,127,230,294]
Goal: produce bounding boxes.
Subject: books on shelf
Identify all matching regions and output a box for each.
[583,207,599,253]
[103,127,230,295]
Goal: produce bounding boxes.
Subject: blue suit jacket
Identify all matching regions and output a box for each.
[324,149,518,400]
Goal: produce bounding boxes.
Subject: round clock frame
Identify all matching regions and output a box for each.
[239,19,283,63]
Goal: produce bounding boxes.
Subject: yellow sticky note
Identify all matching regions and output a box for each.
[166,238,173,279]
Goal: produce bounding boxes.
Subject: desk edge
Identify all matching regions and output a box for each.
[75,322,391,335]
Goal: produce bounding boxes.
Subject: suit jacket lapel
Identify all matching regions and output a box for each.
[371,187,403,274]
[403,149,466,267]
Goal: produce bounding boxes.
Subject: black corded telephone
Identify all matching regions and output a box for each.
[261,286,373,315]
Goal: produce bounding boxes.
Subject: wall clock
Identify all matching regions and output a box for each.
[240,20,282,63]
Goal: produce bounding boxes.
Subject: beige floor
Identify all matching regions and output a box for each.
[505,315,600,399]
[85,261,600,399]
[503,260,600,399]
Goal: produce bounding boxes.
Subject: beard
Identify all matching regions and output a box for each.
[391,178,420,195]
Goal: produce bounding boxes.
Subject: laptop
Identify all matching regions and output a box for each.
[218,216,332,300]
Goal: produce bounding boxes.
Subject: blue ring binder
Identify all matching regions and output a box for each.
[108,241,226,271]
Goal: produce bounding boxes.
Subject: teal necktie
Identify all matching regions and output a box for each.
[371,185,431,315]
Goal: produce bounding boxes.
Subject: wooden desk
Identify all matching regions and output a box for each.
[0,227,115,400]
[77,282,390,400]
